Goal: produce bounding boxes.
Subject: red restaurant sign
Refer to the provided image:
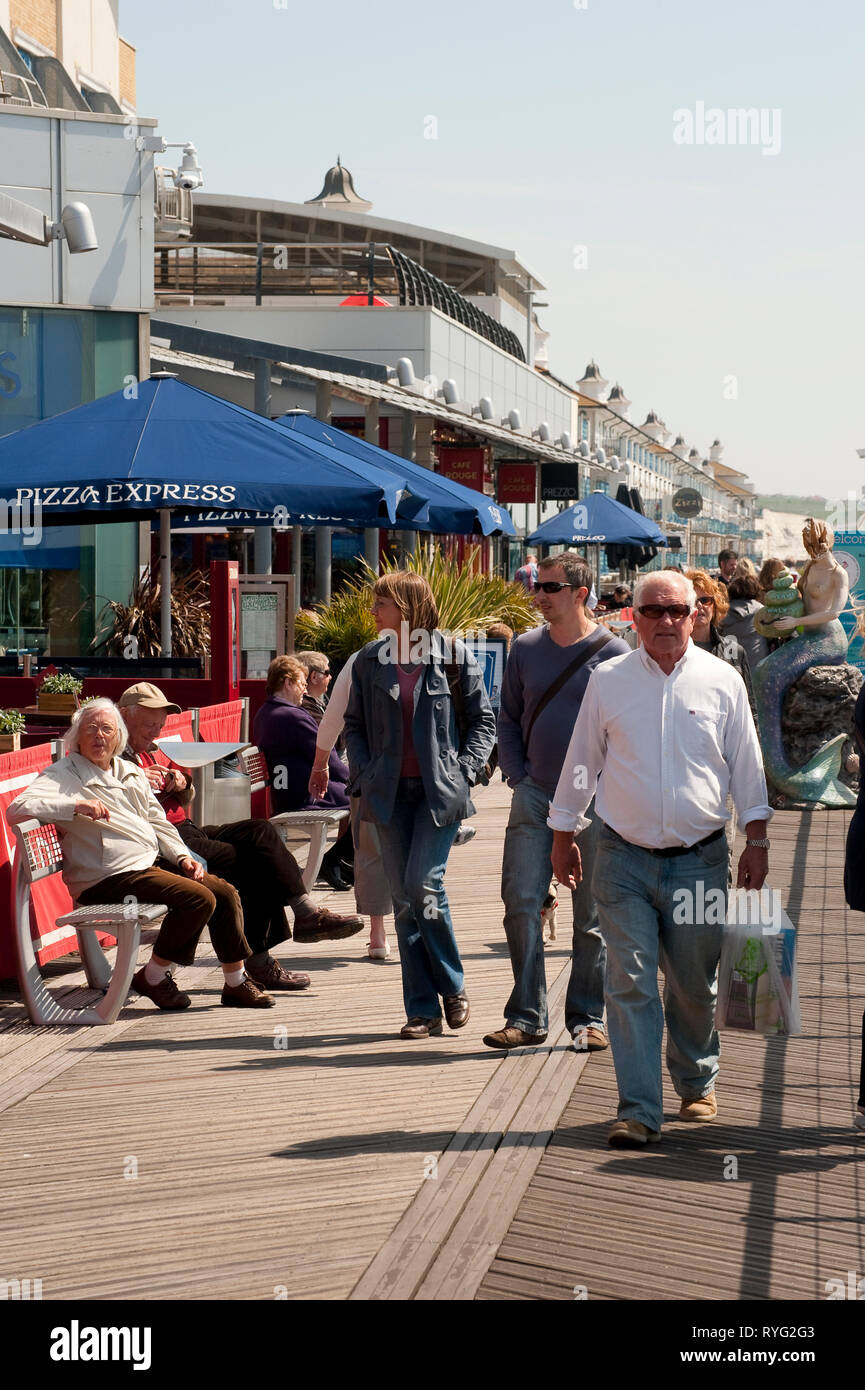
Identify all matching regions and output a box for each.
[497,463,537,504]
[437,447,485,492]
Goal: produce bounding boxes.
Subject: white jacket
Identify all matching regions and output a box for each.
[7,752,190,901]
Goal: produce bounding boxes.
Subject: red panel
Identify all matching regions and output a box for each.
[498,463,537,504]
[197,700,243,742]
[437,447,485,492]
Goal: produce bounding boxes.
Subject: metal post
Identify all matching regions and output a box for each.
[401,409,416,462]
[316,526,332,604]
[254,358,273,574]
[315,381,332,421]
[364,399,381,575]
[159,508,172,657]
[255,242,263,306]
[367,241,376,305]
[292,525,303,613]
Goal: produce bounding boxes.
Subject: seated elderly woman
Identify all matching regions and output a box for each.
[254,656,355,891]
[6,698,275,1011]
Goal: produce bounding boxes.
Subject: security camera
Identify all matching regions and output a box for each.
[48,202,98,253]
[173,144,204,191]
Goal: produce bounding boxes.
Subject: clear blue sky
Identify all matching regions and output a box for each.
[127,0,865,504]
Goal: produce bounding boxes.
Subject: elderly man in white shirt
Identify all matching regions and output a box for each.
[549,571,772,1149]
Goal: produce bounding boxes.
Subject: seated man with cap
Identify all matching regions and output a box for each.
[118,682,364,993]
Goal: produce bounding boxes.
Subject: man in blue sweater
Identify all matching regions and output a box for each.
[484,552,631,1049]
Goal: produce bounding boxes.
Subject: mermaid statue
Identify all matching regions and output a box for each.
[751,518,857,807]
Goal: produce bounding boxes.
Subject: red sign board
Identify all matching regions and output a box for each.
[437,448,485,492]
[498,463,537,504]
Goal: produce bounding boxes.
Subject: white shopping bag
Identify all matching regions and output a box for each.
[716,885,801,1036]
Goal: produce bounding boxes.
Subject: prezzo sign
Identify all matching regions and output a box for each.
[671,487,703,518]
[540,463,579,501]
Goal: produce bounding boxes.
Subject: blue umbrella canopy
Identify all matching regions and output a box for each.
[527,491,666,546]
[278,411,516,537]
[0,376,419,527]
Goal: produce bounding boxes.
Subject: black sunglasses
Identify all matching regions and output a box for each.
[533,580,578,594]
[695,595,715,606]
[637,603,693,620]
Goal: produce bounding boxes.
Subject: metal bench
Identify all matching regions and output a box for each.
[236,747,349,892]
[12,819,167,1026]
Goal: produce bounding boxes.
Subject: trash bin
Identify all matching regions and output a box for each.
[154,740,251,828]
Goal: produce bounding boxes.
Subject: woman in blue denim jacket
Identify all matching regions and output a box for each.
[344,571,496,1039]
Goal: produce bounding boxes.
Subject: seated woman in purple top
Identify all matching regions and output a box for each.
[253,656,353,890]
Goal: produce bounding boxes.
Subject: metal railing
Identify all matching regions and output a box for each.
[154,241,526,361]
[0,67,46,107]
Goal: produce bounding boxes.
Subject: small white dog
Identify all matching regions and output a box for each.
[541,888,558,944]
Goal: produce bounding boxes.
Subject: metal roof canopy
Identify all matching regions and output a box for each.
[150,321,578,464]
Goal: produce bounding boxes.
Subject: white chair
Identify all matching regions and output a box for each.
[12,819,166,1026]
[236,746,350,892]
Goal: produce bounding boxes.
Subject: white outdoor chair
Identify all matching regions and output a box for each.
[12,819,166,1026]
[236,746,350,892]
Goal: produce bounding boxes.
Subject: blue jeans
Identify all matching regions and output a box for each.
[500,776,606,1035]
[376,778,463,1020]
[593,824,729,1132]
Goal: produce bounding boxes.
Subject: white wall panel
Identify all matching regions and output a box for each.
[0,115,52,193]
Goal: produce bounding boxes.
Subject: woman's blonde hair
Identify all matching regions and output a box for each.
[266,655,308,697]
[685,568,729,623]
[373,571,439,633]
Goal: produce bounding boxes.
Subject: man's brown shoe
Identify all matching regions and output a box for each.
[679,1092,717,1122]
[608,1119,662,1148]
[246,956,311,991]
[400,1016,443,1039]
[573,1025,609,1052]
[443,992,470,1029]
[132,966,191,1011]
[482,1025,548,1049]
[293,907,364,944]
[221,977,276,1008]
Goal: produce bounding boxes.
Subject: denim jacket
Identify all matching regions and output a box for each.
[343,633,496,827]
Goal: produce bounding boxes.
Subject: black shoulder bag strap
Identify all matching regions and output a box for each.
[523,627,615,751]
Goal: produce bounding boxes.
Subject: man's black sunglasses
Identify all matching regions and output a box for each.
[636,603,693,620]
[533,580,578,594]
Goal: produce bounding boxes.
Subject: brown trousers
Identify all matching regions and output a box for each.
[76,859,249,966]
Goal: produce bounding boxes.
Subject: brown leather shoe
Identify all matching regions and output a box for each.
[246,956,311,991]
[572,1025,609,1052]
[608,1119,662,1148]
[482,1025,548,1049]
[293,907,364,944]
[678,1092,717,1122]
[400,1016,443,1039]
[132,966,191,1011]
[221,977,276,1008]
[443,992,470,1029]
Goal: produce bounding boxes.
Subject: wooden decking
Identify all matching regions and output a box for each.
[1,787,863,1301]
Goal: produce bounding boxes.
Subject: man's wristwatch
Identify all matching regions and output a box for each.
[745,838,770,849]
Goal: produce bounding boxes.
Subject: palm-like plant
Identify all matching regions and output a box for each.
[90,567,211,657]
[294,546,536,661]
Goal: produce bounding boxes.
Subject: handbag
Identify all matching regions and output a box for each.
[444,659,499,787]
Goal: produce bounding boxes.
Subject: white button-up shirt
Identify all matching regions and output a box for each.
[547,641,772,848]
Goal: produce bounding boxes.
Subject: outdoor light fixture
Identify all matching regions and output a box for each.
[594,446,607,466]
[532,422,551,442]
[0,192,97,252]
[396,358,416,387]
[559,432,572,451]
[578,440,591,458]
[503,409,522,430]
[440,379,459,404]
[472,397,495,421]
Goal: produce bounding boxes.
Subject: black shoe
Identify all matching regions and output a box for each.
[338,859,355,885]
[316,862,352,892]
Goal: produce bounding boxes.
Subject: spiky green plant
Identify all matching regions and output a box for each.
[294,545,536,660]
[90,568,211,658]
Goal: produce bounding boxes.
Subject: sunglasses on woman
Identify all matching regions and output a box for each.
[695,595,715,606]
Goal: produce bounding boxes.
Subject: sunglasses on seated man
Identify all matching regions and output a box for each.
[636,602,695,620]
[533,579,585,593]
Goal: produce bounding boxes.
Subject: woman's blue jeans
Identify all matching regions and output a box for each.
[376,778,463,1020]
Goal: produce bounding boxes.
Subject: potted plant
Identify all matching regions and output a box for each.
[0,709,25,752]
[37,672,83,715]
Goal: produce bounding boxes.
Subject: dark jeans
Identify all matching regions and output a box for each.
[77,860,249,966]
[178,818,305,954]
